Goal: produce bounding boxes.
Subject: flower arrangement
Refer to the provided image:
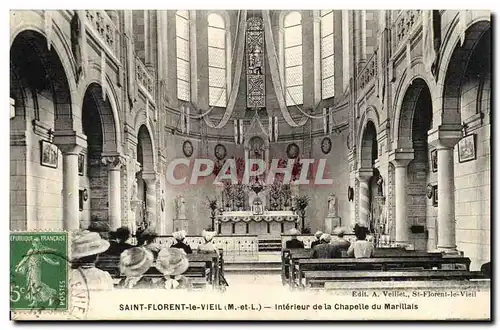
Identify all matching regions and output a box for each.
[295,195,310,211]
[206,197,218,211]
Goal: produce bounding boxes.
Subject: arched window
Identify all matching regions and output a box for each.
[176,10,190,101]
[283,11,303,106]
[321,10,335,99]
[208,13,227,107]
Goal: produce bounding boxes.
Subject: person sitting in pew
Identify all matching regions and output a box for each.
[107,226,134,257]
[117,247,156,289]
[171,230,193,254]
[137,228,161,259]
[286,228,305,249]
[331,227,351,255]
[155,248,192,290]
[197,230,217,253]
[312,234,341,259]
[347,224,374,258]
[311,231,323,249]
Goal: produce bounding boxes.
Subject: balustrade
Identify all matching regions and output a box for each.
[85,10,118,57]
[357,51,378,92]
[136,56,156,100]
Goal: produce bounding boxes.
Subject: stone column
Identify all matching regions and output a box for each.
[102,155,125,231]
[428,126,462,254]
[389,150,414,245]
[53,131,86,231]
[143,171,158,230]
[356,168,373,227]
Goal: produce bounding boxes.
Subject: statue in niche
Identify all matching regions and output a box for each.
[376,174,384,196]
[130,178,138,201]
[327,194,338,217]
[70,12,83,81]
[176,196,187,220]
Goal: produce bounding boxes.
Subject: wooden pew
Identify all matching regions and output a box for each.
[294,256,471,287]
[303,270,487,288]
[283,248,443,287]
[281,249,312,285]
[188,251,219,289]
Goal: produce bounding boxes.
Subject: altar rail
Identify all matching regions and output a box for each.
[155,235,259,262]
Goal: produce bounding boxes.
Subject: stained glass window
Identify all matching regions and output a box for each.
[208,13,227,107]
[246,16,265,109]
[321,10,335,99]
[284,11,303,106]
[176,10,190,101]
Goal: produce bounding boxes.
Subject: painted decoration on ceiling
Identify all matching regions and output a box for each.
[286,143,300,159]
[321,137,332,154]
[214,144,227,160]
[182,140,194,157]
[246,16,265,109]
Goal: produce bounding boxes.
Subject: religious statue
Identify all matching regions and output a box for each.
[376,175,384,196]
[327,194,338,217]
[70,12,84,81]
[176,196,187,220]
[130,178,138,201]
[379,202,388,235]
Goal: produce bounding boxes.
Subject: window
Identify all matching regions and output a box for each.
[321,10,335,99]
[284,11,303,106]
[176,10,190,101]
[208,13,227,107]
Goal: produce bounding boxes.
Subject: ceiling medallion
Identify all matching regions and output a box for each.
[214,144,227,160]
[321,137,332,154]
[286,143,300,159]
[182,140,194,158]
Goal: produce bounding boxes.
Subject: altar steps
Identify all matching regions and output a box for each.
[258,239,282,252]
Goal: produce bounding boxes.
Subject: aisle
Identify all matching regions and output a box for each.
[223,273,287,293]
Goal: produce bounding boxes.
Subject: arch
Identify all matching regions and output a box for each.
[82,82,121,155]
[357,105,380,149]
[359,121,378,169]
[137,124,155,174]
[79,62,123,153]
[134,110,157,172]
[438,18,490,126]
[10,29,74,132]
[393,78,433,150]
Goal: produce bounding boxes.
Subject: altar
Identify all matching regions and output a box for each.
[216,211,299,237]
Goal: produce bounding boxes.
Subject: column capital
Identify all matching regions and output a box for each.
[388,149,414,167]
[142,171,159,185]
[428,124,463,149]
[101,154,126,169]
[52,130,86,154]
[356,167,373,181]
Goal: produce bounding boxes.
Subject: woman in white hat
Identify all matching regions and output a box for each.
[70,230,114,291]
[171,230,192,255]
[117,247,156,289]
[155,248,192,290]
[197,230,217,253]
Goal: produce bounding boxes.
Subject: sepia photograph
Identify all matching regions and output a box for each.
[8,8,491,321]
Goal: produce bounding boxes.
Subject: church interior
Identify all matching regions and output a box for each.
[10,10,491,293]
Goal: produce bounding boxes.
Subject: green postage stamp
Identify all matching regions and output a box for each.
[10,232,68,311]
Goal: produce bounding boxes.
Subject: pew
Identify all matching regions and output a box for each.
[303,270,487,288]
[293,256,471,287]
[281,249,312,284]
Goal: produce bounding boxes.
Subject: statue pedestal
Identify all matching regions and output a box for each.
[173,219,189,233]
[324,216,341,234]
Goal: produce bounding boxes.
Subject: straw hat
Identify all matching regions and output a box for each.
[119,247,155,277]
[320,233,332,243]
[72,230,110,259]
[172,230,186,241]
[289,228,299,236]
[155,248,189,276]
[201,230,216,242]
[314,231,323,239]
